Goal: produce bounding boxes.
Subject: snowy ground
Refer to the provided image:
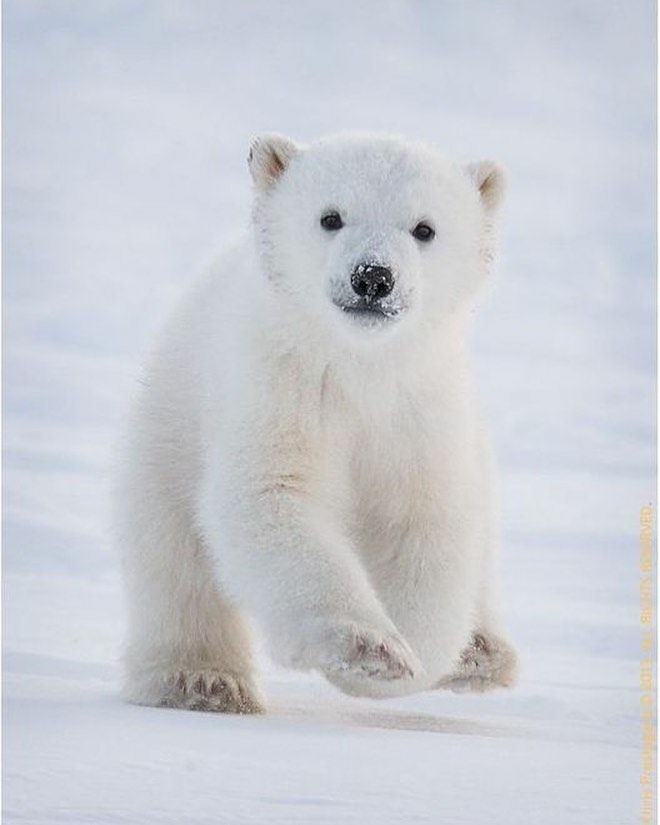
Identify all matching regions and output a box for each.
[3,2,656,823]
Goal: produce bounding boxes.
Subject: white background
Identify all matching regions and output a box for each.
[3,2,656,823]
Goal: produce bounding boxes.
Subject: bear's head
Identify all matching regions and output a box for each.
[248,133,504,343]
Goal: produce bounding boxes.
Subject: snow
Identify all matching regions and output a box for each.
[3,1,655,823]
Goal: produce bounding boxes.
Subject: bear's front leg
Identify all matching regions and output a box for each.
[197,403,422,697]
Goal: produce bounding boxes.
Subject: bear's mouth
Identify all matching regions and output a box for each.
[333,299,402,324]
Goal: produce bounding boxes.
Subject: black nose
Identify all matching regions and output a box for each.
[350,264,394,301]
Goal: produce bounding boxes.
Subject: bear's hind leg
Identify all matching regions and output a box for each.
[435,630,518,693]
[436,540,518,694]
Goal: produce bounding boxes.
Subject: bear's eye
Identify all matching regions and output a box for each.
[411,222,435,242]
[320,211,343,231]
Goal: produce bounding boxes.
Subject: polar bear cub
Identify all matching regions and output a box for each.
[118,133,517,713]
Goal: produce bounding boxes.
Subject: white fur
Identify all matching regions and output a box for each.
[117,133,517,713]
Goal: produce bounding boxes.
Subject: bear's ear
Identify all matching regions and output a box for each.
[248,134,299,191]
[465,160,506,213]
